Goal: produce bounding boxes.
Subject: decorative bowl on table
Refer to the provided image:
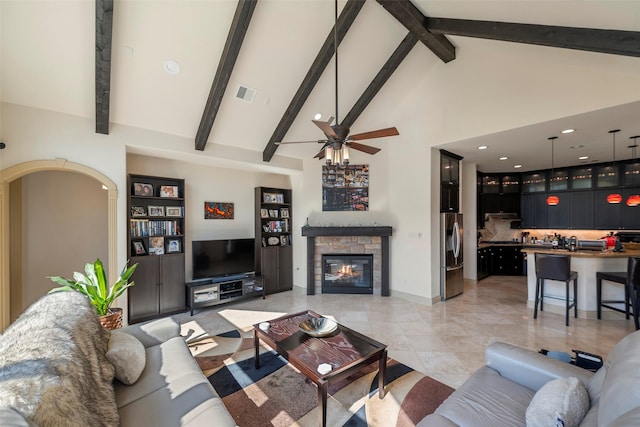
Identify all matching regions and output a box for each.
[299,317,338,337]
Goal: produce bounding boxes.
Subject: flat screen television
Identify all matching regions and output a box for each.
[192,238,255,280]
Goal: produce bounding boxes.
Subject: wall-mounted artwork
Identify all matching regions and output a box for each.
[204,202,234,219]
[322,164,369,211]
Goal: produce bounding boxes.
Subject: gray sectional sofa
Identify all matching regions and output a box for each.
[421,331,640,426]
[0,292,235,427]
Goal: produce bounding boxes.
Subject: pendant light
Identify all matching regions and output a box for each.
[546,136,560,206]
[607,129,622,203]
[627,135,640,207]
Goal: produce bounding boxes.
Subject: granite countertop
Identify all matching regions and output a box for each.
[520,247,640,258]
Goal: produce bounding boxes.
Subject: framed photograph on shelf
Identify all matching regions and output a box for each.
[263,193,275,203]
[165,206,182,217]
[275,193,284,203]
[149,237,165,255]
[280,235,288,246]
[133,183,153,197]
[260,209,269,218]
[167,239,181,253]
[269,209,278,218]
[148,206,165,217]
[131,206,147,217]
[159,185,179,198]
[132,240,146,255]
[280,208,289,218]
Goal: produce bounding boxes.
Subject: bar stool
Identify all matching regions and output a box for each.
[534,253,578,326]
[628,257,640,330]
[596,271,630,319]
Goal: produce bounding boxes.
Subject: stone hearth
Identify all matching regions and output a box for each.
[301,226,392,296]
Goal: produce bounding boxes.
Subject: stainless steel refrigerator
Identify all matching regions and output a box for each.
[441,212,464,300]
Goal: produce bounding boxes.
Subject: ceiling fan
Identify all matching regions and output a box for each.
[275,0,399,166]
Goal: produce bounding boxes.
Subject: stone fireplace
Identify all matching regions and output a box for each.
[322,254,373,294]
[301,226,392,296]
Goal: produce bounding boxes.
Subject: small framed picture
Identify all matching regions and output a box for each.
[280,208,289,218]
[263,193,276,203]
[159,185,179,198]
[280,235,288,246]
[149,236,165,255]
[131,206,147,217]
[275,193,284,203]
[260,209,269,218]
[167,239,181,253]
[166,206,182,217]
[133,183,153,197]
[132,240,146,255]
[148,206,165,217]
[269,209,278,218]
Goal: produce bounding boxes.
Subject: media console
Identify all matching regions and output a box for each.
[186,273,265,315]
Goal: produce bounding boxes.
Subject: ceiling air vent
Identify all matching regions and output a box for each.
[235,85,256,103]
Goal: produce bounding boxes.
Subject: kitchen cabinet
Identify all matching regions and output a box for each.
[569,191,595,229]
[440,150,462,212]
[441,183,459,212]
[477,248,490,281]
[487,246,524,276]
[595,189,622,229]
[547,197,570,229]
[621,188,640,230]
[520,194,548,229]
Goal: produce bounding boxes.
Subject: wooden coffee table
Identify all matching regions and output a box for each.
[254,310,387,427]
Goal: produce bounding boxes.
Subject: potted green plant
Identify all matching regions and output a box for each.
[48,258,137,330]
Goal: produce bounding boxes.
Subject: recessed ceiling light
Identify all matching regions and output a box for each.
[478,145,488,150]
[514,164,522,169]
[314,113,322,120]
[163,60,181,75]
[570,145,584,149]
[562,128,576,134]
[499,156,508,160]
[578,156,589,160]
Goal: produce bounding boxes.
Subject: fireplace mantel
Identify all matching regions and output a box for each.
[301,225,392,237]
[302,225,392,297]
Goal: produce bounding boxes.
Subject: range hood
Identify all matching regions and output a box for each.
[484,212,521,221]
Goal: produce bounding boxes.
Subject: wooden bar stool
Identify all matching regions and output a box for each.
[534,253,578,326]
[596,271,630,319]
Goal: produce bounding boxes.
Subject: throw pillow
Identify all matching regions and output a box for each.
[106,331,146,385]
[526,377,590,427]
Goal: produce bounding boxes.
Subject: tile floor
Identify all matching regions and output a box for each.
[173,275,637,389]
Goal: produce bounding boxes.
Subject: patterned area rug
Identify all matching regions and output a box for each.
[188,331,454,427]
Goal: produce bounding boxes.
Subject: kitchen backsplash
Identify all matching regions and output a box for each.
[479,218,622,243]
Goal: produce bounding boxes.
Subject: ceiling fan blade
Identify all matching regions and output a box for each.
[314,148,326,159]
[349,141,381,155]
[276,140,326,145]
[312,120,339,139]
[349,127,399,141]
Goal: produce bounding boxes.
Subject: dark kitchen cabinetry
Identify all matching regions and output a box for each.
[621,188,640,229]
[595,189,623,230]
[547,200,570,229]
[477,247,490,281]
[478,174,520,228]
[487,246,524,276]
[440,150,462,212]
[520,194,548,229]
[569,191,595,229]
[255,187,293,295]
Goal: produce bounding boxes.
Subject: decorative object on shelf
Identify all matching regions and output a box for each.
[167,239,181,253]
[273,0,399,166]
[132,239,146,255]
[130,206,146,217]
[148,205,165,216]
[204,201,234,219]
[165,206,183,217]
[48,258,137,330]
[546,136,560,206]
[260,209,269,218]
[322,164,369,211]
[263,193,282,203]
[280,235,288,246]
[280,208,289,218]
[159,185,179,198]
[133,182,153,196]
[268,237,280,246]
[607,129,622,204]
[627,136,640,207]
[149,236,165,254]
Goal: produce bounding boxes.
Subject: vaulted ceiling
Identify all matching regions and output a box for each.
[3,0,640,173]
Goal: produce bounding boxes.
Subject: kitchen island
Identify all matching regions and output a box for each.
[522,247,640,319]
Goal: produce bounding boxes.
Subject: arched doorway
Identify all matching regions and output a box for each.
[0,159,118,331]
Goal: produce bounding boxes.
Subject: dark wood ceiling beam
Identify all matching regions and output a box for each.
[427,18,640,58]
[341,32,418,129]
[375,0,455,63]
[195,0,258,151]
[262,0,365,162]
[95,0,114,135]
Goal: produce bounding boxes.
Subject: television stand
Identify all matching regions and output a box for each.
[186,273,265,316]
